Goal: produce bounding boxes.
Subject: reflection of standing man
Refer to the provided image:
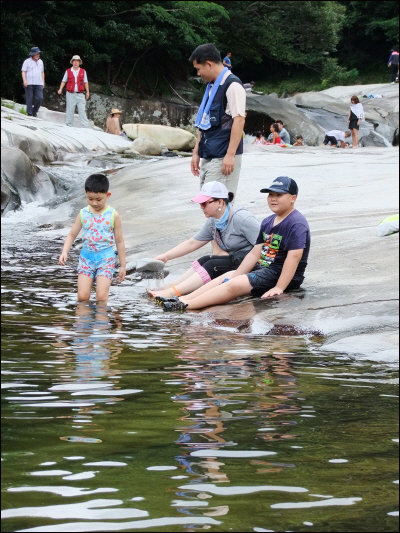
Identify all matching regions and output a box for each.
[21,47,45,117]
[190,44,246,197]
[58,55,91,128]
[223,52,232,70]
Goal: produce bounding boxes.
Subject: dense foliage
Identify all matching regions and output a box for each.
[1,0,398,100]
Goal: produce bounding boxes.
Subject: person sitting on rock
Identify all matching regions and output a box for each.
[276,120,290,144]
[243,82,255,92]
[293,135,304,146]
[321,129,351,148]
[159,177,311,312]
[105,108,123,136]
[251,131,266,145]
[148,181,260,301]
[265,123,281,145]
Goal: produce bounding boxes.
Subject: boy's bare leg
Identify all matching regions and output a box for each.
[183,271,236,301]
[96,275,112,302]
[180,275,253,310]
[77,274,93,302]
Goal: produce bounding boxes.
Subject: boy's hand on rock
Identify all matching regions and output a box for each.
[261,286,283,299]
[155,254,168,263]
[118,267,126,282]
[59,253,67,266]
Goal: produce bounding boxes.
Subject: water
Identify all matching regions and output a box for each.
[1,218,399,532]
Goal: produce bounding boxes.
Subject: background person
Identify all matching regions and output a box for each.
[105,108,123,135]
[243,82,255,91]
[321,129,351,148]
[387,46,399,84]
[266,123,281,144]
[21,46,44,117]
[276,120,290,144]
[58,55,91,128]
[293,135,304,146]
[347,95,364,149]
[189,43,246,197]
[148,181,260,301]
[223,52,232,70]
[251,131,266,145]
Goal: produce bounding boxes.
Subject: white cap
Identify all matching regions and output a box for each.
[191,181,229,203]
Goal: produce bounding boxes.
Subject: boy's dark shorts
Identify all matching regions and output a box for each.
[247,265,303,298]
[323,134,338,146]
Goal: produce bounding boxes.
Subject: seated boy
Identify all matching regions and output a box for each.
[160,177,310,311]
[293,135,304,146]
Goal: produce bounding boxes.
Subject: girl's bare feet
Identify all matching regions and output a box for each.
[147,287,176,298]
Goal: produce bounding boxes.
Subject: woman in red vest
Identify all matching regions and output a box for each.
[58,55,91,128]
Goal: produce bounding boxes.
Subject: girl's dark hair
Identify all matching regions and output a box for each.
[189,43,221,64]
[255,131,262,138]
[271,123,280,133]
[213,192,235,205]
[351,95,360,104]
[393,46,399,52]
[85,173,109,193]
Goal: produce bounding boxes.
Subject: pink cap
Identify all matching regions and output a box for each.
[191,181,229,203]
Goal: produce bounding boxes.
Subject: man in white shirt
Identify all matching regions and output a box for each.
[322,129,351,148]
[58,55,91,128]
[21,47,45,117]
[189,44,246,197]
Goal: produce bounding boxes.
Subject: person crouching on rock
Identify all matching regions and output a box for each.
[148,181,260,301]
[105,108,123,136]
[58,55,91,128]
[159,177,310,312]
[321,129,351,148]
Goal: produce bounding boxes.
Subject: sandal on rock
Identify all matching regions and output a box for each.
[163,300,188,312]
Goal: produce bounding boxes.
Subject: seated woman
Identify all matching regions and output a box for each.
[265,123,281,144]
[148,181,260,300]
[251,131,266,145]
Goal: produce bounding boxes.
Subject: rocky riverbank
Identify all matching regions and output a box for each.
[16,144,398,363]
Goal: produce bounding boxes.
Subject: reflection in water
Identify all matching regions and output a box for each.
[1,227,399,533]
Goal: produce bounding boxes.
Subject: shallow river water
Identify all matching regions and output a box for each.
[1,214,399,533]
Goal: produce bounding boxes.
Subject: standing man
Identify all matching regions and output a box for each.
[189,44,246,197]
[387,46,399,84]
[276,120,291,144]
[21,47,45,117]
[223,52,232,70]
[58,55,91,128]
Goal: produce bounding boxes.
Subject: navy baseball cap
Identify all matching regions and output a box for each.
[261,176,298,195]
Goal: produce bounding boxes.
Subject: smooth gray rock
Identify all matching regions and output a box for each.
[246,94,325,145]
[1,147,55,210]
[131,137,163,156]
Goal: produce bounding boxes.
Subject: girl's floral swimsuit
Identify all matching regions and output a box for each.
[77,206,116,281]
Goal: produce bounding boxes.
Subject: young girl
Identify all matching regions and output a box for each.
[251,131,266,145]
[347,96,364,149]
[59,173,126,301]
[266,123,281,144]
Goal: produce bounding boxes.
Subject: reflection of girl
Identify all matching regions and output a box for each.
[347,96,364,149]
[148,181,260,300]
[251,131,266,145]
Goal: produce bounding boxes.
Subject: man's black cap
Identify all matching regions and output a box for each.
[260,176,298,195]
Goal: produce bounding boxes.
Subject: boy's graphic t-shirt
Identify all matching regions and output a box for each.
[256,209,310,279]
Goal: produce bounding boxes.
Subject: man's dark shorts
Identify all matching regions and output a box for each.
[247,264,303,298]
[323,134,338,146]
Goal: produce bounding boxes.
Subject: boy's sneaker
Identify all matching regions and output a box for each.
[163,300,188,312]
[154,296,179,306]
